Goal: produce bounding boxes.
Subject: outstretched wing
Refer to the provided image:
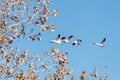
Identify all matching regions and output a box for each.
[68,35,73,40]
[100,38,106,44]
[56,34,60,39]
[77,39,82,45]
[61,37,65,40]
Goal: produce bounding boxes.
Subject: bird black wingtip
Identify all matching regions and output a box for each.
[61,37,65,40]
[70,35,73,38]
[72,43,75,46]
[58,34,60,37]
[104,37,106,40]
[78,39,82,42]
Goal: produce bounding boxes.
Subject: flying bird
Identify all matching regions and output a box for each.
[93,38,106,47]
[63,35,73,43]
[51,34,65,44]
[49,24,55,32]
[91,67,99,78]
[72,39,82,46]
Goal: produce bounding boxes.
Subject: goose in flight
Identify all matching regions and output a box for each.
[63,35,73,43]
[51,34,65,44]
[49,24,55,32]
[93,38,106,47]
[72,39,82,46]
[91,67,99,78]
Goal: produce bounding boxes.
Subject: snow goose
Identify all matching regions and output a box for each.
[51,34,65,44]
[63,35,73,43]
[93,38,106,47]
[72,39,82,46]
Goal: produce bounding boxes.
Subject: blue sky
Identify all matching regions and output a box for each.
[13,0,120,79]
[51,0,120,79]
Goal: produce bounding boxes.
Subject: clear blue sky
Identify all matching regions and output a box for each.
[15,0,120,79]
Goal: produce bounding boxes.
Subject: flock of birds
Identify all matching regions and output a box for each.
[51,34,106,47]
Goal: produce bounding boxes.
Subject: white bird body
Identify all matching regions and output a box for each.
[72,39,82,46]
[94,43,104,47]
[73,40,78,44]
[63,35,73,43]
[51,39,62,44]
[93,38,106,47]
[51,34,65,44]
[63,39,69,43]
